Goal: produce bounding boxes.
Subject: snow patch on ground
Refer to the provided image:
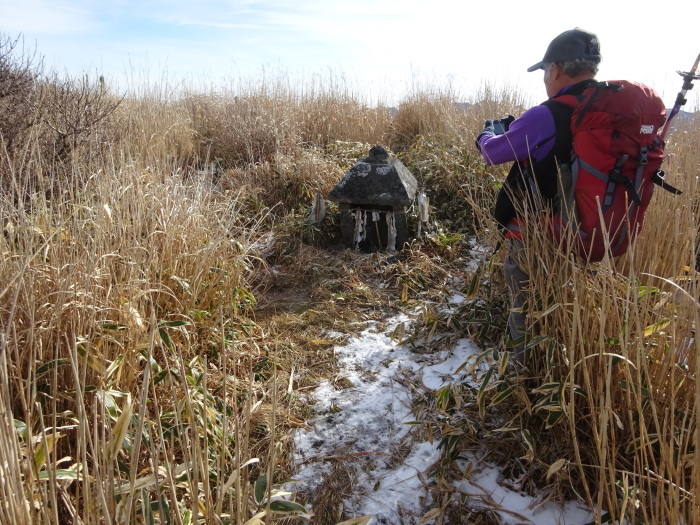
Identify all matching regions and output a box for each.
[292,251,595,524]
[293,315,455,522]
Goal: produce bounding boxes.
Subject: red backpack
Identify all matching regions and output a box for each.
[548,81,669,262]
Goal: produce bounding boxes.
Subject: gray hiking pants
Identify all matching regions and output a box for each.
[503,239,528,363]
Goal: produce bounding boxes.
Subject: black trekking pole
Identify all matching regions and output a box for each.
[659,52,700,141]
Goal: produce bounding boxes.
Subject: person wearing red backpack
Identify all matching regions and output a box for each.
[475,28,603,363]
[477,28,673,365]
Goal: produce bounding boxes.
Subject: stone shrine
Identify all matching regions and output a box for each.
[328,146,418,252]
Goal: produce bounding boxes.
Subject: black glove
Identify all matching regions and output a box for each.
[488,114,516,135]
[476,115,515,152]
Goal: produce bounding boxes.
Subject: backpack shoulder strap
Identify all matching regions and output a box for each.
[541,99,574,164]
[540,78,599,138]
[543,98,575,126]
[552,78,599,102]
[546,79,619,127]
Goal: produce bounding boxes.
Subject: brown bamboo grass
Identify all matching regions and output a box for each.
[0,117,290,522]
[513,122,699,522]
[0,72,413,524]
[1,66,698,524]
[394,91,700,523]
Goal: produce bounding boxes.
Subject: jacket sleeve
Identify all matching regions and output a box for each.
[477,105,557,166]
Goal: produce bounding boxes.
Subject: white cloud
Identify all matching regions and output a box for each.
[2,0,698,106]
[0,0,97,35]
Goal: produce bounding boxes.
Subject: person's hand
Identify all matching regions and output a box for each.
[487,114,516,135]
[476,115,515,152]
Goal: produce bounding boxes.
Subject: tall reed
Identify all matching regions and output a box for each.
[2,59,698,523]
[508,120,700,523]
[0,95,291,522]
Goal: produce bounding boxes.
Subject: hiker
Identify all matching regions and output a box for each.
[476,28,673,364]
[475,28,603,363]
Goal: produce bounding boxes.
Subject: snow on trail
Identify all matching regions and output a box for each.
[292,295,594,525]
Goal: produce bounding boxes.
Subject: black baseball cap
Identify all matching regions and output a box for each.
[527,28,601,72]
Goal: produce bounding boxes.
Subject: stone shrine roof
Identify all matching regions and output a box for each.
[328,146,417,208]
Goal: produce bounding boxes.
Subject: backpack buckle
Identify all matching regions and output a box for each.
[638,147,648,166]
[609,154,629,177]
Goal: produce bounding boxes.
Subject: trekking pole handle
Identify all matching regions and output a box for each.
[659,52,700,140]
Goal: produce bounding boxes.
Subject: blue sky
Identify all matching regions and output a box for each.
[1,0,699,106]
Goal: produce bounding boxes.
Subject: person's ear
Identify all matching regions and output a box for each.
[550,63,562,80]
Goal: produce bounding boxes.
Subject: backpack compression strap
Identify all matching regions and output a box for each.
[652,170,683,194]
[575,154,643,210]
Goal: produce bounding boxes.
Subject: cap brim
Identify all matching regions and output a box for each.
[527,61,546,72]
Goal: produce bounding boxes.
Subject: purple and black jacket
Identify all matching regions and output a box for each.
[475,82,593,235]
[476,104,559,166]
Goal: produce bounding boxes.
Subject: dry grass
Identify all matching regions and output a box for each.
[1,53,699,525]
[419,114,700,523]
